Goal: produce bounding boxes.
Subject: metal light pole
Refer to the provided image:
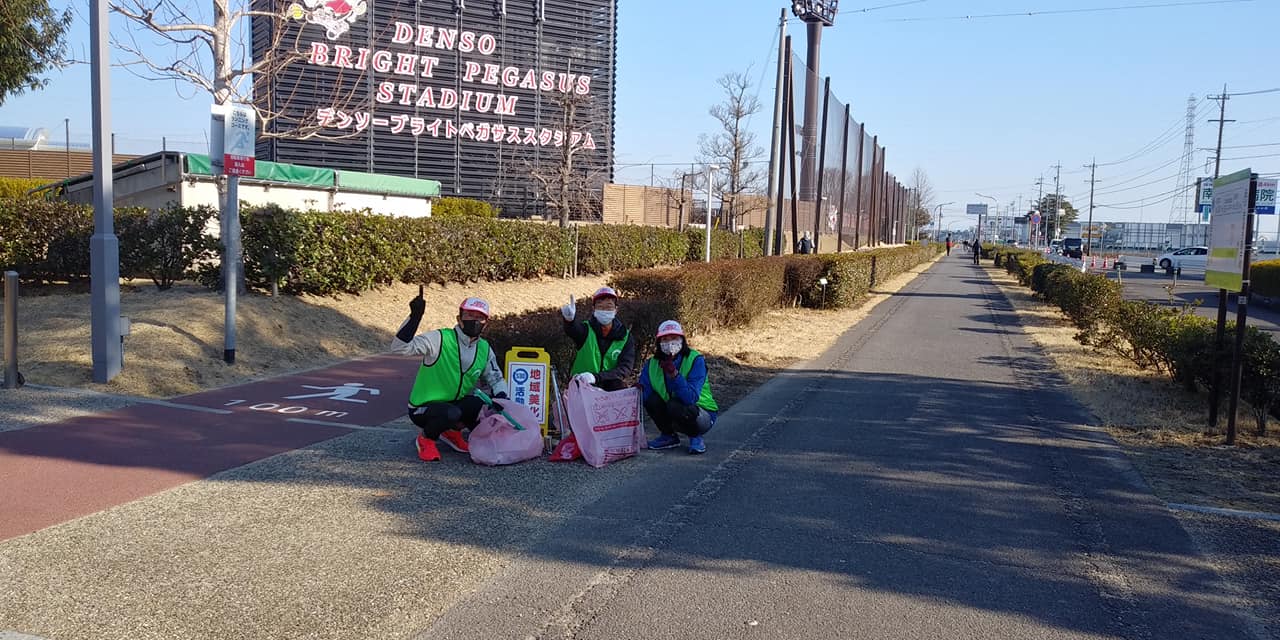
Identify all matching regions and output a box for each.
[705,164,719,262]
[976,193,998,243]
[934,202,953,240]
[89,0,122,382]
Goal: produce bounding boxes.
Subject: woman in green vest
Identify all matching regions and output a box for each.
[560,286,636,392]
[391,294,509,462]
[639,320,717,455]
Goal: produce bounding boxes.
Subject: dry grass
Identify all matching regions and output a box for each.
[6,256,935,410]
[10,276,610,398]
[986,267,1280,513]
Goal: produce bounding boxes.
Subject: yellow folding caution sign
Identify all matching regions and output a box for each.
[504,347,554,438]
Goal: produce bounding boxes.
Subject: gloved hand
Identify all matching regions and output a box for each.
[574,372,596,385]
[409,284,426,317]
[560,294,576,321]
[660,359,678,378]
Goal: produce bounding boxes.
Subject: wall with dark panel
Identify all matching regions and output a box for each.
[253,0,616,217]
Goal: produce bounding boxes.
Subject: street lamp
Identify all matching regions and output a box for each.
[705,164,719,262]
[976,193,998,243]
[934,202,953,241]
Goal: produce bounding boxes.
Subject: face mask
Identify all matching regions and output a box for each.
[660,340,682,356]
[460,319,485,338]
[593,310,616,326]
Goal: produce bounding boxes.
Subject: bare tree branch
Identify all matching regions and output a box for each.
[524,89,604,226]
[698,71,766,227]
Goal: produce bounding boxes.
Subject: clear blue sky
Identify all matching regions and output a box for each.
[3,0,1279,227]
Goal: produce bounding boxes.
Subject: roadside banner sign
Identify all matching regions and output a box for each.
[1205,169,1253,291]
[1255,178,1277,215]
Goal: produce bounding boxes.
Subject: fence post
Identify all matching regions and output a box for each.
[4,271,20,389]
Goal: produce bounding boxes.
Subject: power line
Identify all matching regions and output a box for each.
[1098,98,1211,167]
[1219,142,1280,149]
[1227,87,1280,97]
[1218,152,1280,162]
[1099,181,1198,209]
[878,0,1256,23]
[851,0,929,12]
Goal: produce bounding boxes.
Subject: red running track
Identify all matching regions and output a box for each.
[0,355,420,542]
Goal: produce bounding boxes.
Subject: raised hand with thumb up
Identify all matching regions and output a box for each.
[560,294,576,321]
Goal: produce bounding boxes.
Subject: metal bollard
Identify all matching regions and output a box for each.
[4,271,20,389]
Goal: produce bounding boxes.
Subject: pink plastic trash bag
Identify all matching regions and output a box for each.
[563,379,645,468]
[469,401,544,466]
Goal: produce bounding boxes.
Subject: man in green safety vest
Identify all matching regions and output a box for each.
[638,320,717,455]
[560,286,636,392]
[391,293,509,462]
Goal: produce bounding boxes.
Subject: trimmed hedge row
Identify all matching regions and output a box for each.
[0,198,216,289]
[0,177,51,199]
[1,199,769,293]
[996,252,1280,435]
[1252,258,1280,299]
[484,244,938,390]
[610,244,941,340]
[431,197,497,218]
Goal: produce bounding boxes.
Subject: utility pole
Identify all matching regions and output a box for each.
[1085,159,1099,256]
[1017,194,1023,244]
[763,8,786,257]
[1207,84,1235,430]
[1034,176,1045,248]
[1211,86,1232,181]
[1051,163,1062,241]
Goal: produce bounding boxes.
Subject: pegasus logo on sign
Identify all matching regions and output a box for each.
[289,0,367,40]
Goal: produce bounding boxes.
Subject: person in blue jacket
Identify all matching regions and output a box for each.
[639,320,718,455]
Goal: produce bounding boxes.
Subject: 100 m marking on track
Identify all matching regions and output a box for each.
[222,399,350,419]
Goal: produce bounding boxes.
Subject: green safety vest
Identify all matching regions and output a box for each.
[646,349,718,412]
[570,321,628,376]
[409,328,491,406]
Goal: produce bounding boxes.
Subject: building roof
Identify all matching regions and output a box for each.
[38,151,442,199]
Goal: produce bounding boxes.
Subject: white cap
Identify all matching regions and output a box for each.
[655,320,685,339]
[458,297,491,318]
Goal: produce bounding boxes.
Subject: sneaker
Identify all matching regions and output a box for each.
[648,434,681,450]
[438,429,470,453]
[688,436,706,455]
[415,435,441,462]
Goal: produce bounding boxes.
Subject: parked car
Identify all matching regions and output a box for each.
[1154,246,1208,270]
[1062,237,1084,259]
[1049,239,1063,254]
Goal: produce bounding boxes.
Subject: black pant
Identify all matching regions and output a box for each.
[645,393,708,437]
[409,395,485,439]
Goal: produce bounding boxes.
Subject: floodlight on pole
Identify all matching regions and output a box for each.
[791,0,838,26]
[793,0,838,205]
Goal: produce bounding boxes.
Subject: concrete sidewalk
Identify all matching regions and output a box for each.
[0,254,1264,639]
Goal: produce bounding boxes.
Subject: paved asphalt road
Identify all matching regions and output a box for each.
[417,254,1263,640]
